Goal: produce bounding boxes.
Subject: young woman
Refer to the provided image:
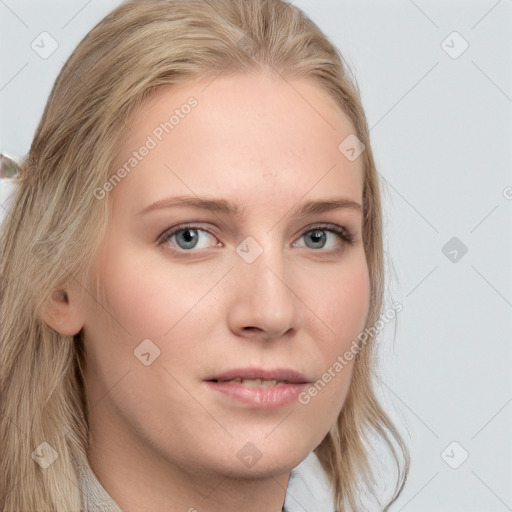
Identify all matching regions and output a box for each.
[0,1,409,510]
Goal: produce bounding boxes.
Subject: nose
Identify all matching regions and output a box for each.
[227,239,301,340]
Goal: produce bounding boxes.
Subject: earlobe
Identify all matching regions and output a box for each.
[40,286,86,336]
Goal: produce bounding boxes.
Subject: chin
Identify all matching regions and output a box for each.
[200,435,317,479]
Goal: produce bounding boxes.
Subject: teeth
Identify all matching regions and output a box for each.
[260,379,278,388]
[242,378,263,387]
[219,378,287,386]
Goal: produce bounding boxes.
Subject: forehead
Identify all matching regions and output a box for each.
[111,72,364,215]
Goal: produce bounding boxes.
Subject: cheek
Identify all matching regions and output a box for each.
[95,244,217,340]
[83,246,216,425]
[312,254,371,346]
[300,254,370,411]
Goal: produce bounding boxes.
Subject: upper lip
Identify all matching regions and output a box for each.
[207,367,310,384]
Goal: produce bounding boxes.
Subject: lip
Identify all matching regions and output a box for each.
[204,367,310,409]
[206,367,310,384]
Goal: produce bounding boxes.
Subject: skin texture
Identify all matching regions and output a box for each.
[46,71,370,512]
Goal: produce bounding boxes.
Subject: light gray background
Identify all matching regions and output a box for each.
[1,1,511,511]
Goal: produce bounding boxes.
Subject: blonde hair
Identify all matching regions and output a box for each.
[0,0,409,510]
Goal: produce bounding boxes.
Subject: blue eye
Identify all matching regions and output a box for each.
[157,223,355,253]
[158,225,218,251]
[294,225,355,250]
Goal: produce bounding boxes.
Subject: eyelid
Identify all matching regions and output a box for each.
[302,222,355,244]
[156,222,221,248]
[157,222,356,252]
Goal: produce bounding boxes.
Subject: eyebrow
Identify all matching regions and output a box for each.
[137,195,362,218]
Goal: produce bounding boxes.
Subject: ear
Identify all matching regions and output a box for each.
[40,284,86,336]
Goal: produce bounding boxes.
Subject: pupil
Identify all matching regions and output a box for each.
[308,230,325,248]
[179,229,197,248]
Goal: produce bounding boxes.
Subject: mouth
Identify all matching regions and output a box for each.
[209,377,297,387]
[206,367,310,385]
[204,368,310,409]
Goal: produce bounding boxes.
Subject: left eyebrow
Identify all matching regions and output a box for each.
[291,198,362,218]
[137,195,362,218]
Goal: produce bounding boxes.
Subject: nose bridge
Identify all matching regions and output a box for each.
[229,231,299,338]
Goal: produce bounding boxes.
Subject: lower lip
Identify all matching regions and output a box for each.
[204,380,308,409]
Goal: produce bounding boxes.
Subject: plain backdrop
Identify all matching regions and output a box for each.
[1,1,511,511]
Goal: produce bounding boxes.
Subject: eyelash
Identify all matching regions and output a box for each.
[157,223,356,253]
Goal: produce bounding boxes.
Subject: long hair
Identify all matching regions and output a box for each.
[0,1,409,510]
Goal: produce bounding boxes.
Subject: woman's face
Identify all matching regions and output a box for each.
[81,71,370,479]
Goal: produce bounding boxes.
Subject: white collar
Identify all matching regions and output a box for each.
[283,451,336,511]
[76,451,335,512]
